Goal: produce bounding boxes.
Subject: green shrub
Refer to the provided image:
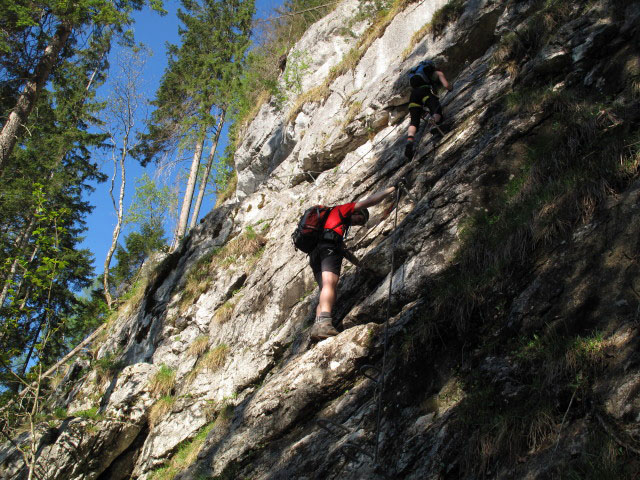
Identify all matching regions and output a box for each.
[74,407,102,420]
[53,407,68,419]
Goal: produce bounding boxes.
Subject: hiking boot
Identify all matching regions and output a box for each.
[310,318,339,341]
[404,141,414,159]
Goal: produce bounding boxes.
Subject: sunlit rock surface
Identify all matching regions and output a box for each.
[3,0,640,478]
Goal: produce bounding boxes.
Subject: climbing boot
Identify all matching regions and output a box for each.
[404,141,414,159]
[310,316,339,341]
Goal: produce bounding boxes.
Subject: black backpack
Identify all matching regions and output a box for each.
[409,60,436,89]
[291,205,333,253]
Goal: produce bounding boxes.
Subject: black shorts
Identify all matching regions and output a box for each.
[309,242,343,287]
[409,85,442,127]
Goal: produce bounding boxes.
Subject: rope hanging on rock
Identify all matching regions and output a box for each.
[373,184,400,464]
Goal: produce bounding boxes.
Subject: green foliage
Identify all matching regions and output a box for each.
[95,351,124,385]
[150,421,217,479]
[139,0,253,164]
[0,181,99,389]
[74,406,102,420]
[53,407,68,419]
[429,0,465,38]
[274,50,312,109]
[111,222,168,295]
[125,173,178,230]
[351,0,393,24]
[0,27,115,394]
[149,364,176,397]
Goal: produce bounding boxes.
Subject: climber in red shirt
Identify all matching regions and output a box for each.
[309,186,396,341]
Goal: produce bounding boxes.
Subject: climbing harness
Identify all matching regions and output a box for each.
[315,186,402,474]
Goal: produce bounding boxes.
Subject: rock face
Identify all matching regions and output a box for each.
[3,0,640,478]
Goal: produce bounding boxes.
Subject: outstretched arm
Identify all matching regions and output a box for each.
[436,70,453,91]
[354,186,395,210]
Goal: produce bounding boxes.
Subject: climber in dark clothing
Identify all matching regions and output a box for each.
[309,186,396,341]
[405,60,453,159]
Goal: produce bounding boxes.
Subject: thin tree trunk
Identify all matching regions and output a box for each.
[189,113,225,229]
[0,21,73,170]
[18,320,42,379]
[173,132,206,248]
[0,217,37,308]
[15,245,39,311]
[103,139,127,308]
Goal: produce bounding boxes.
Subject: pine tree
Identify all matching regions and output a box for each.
[0,0,166,170]
[0,33,109,391]
[140,0,255,248]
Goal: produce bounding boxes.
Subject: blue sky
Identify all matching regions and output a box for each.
[81,0,281,272]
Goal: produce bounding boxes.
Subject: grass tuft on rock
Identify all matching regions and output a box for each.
[429,0,465,38]
[186,344,230,385]
[203,345,229,372]
[94,351,124,386]
[149,365,176,397]
[150,422,217,480]
[179,226,267,313]
[149,395,176,428]
[187,335,210,357]
[288,0,415,123]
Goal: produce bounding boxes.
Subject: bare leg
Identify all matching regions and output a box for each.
[316,271,339,316]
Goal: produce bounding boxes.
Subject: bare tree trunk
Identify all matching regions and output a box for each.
[0,21,72,170]
[173,132,206,248]
[189,113,225,229]
[100,47,147,308]
[103,139,127,308]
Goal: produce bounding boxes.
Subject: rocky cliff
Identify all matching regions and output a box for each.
[2,0,640,478]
